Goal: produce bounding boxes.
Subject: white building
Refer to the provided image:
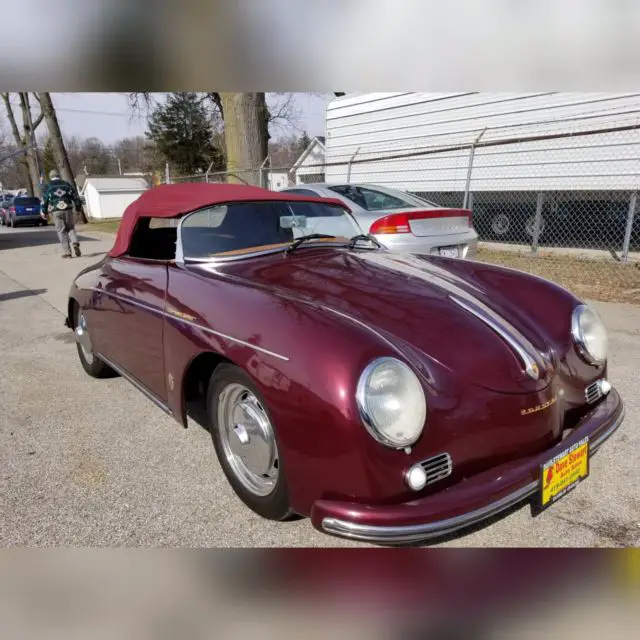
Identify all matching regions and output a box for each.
[291,136,326,184]
[267,169,291,191]
[81,176,149,220]
[325,93,640,193]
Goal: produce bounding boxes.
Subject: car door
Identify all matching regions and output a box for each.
[94,257,169,402]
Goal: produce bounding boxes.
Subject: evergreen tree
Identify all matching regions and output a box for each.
[43,137,57,176]
[146,93,223,176]
[297,131,312,155]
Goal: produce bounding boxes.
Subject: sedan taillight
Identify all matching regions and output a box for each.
[369,209,472,235]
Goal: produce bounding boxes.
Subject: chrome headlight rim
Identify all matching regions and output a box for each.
[355,356,427,449]
[571,304,607,366]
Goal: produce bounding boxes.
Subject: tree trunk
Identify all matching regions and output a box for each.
[2,93,34,195]
[38,92,87,222]
[18,93,42,198]
[219,93,269,186]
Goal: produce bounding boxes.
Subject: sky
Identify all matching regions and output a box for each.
[41,93,333,144]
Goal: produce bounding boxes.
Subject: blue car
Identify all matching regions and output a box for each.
[3,196,46,227]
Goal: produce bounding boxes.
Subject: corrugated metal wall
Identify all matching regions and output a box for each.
[325,93,640,192]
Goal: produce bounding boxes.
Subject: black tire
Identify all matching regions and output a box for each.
[489,212,511,238]
[73,304,113,378]
[207,363,295,521]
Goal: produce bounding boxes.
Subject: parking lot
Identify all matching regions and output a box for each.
[1,224,639,547]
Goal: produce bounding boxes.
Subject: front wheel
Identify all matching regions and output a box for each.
[207,364,294,521]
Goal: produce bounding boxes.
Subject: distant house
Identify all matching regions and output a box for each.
[81,176,149,220]
[267,169,291,191]
[291,136,326,184]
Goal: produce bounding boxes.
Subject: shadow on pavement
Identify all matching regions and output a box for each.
[0,288,48,302]
[0,229,99,250]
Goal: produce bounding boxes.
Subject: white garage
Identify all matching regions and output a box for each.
[82,176,149,220]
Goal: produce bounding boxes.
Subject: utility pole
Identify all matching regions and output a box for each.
[117,157,122,175]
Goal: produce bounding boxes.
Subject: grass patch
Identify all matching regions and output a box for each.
[476,247,640,304]
[80,218,121,234]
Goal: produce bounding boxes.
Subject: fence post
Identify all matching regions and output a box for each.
[531,192,545,254]
[346,146,361,182]
[165,163,170,185]
[467,191,474,212]
[260,156,271,189]
[463,128,487,209]
[622,191,637,263]
[205,161,215,183]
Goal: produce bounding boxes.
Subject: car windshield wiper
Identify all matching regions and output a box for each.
[285,234,337,255]
[347,234,384,250]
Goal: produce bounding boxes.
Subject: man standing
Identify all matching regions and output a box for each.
[42,169,82,258]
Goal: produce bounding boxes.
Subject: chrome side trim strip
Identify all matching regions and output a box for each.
[322,481,539,544]
[96,352,173,416]
[164,314,289,362]
[91,287,164,317]
[450,295,541,380]
[321,406,625,544]
[90,287,289,362]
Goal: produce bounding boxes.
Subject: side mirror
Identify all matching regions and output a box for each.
[280,215,307,230]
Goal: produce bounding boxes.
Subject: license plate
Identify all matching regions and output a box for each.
[439,246,459,258]
[539,436,590,510]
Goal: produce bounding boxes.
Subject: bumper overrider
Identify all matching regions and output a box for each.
[311,389,625,545]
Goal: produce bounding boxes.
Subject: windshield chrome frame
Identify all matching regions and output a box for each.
[175,200,369,266]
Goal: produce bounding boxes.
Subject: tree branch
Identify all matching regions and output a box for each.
[2,93,24,147]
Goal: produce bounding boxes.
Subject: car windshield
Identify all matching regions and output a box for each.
[180,200,363,259]
[14,197,40,206]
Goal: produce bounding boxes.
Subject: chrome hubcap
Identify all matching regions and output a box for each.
[525,215,545,238]
[217,383,278,497]
[75,313,94,363]
[492,214,510,235]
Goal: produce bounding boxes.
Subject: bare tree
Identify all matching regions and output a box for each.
[18,93,44,198]
[37,93,75,185]
[2,93,35,195]
[126,92,308,185]
[219,93,269,186]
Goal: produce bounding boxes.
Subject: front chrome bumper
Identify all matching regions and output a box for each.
[314,391,625,545]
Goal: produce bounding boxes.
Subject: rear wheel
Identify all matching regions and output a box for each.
[74,306,113,378]
[490,213,511,237]
[207,364,294,521]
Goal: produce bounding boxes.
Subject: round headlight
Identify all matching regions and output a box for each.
[571,304,608,365]
[356,357,427,448]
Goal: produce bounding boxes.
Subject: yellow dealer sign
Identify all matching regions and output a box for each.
[540,436,590,509]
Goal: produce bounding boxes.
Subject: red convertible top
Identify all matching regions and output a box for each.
[108,182,350,257]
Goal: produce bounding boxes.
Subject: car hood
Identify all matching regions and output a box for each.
[212,250,558,394]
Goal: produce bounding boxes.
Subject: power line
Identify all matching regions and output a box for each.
[55,107,134,117]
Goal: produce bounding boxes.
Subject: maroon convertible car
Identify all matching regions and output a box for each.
[65,183,625,545]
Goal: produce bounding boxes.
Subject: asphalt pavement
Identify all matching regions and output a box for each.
[1,224,638,547]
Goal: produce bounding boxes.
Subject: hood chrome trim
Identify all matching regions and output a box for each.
[450,295,541,380]
[353,252,545,381]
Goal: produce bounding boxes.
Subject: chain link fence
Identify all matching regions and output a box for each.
[321,122,640,304]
